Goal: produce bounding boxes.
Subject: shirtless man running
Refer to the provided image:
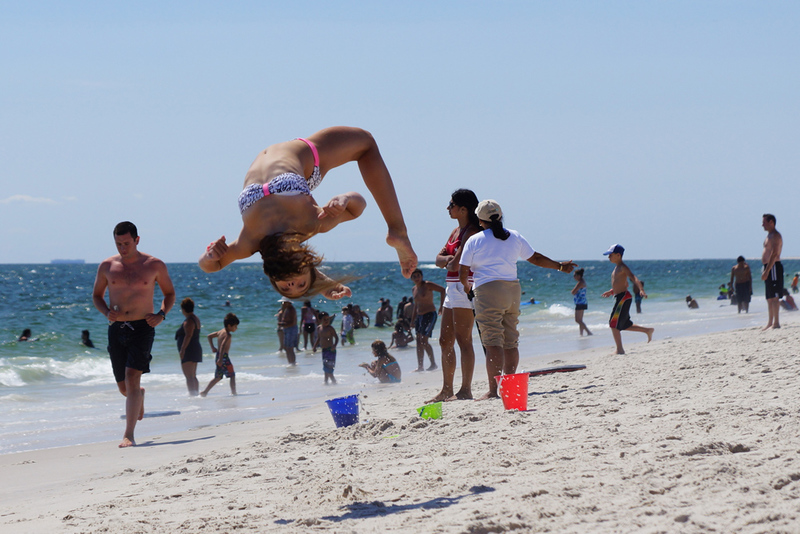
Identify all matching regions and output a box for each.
[600,244,654,355]
[92,222,175,448]
[410,269,445,372]
[761,213,783,330]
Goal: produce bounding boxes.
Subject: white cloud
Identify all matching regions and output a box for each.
[0,195,58,205]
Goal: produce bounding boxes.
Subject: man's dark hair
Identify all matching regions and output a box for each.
[763,213,776,224]
[224,313,240,327]
[411,268,423,277]
[114,221,138,239]
[737,255,745,263]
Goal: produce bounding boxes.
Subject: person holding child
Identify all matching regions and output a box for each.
[201,313,239,397]
[359,340,401,383]
[199,127,417,299]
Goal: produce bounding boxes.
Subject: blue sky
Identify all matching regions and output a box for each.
[1,1,798,264]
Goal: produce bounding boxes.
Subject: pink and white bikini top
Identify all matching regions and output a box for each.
[238,138,322,214]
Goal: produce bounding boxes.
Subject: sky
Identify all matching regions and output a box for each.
[1,1,799,264]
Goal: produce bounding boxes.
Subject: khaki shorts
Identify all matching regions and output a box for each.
[473,280,521,349]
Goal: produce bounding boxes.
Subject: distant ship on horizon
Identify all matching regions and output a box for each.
[50,259,86,264]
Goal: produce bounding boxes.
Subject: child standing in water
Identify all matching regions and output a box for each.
[313,312,339,384]
[600,245,654,354]
[201,313,239,396]
[571,268,592,336]
[340,306,355,346]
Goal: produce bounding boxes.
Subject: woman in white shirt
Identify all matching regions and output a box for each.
[459,200,577,400]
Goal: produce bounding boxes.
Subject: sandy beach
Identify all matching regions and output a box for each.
[2,318,800,533]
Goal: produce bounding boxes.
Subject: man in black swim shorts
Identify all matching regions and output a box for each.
[92,221,175,448]
[761,214,784,330]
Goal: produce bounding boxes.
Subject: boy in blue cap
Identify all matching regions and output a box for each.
[601,244,654,354]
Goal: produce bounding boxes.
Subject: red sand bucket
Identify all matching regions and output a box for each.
[494,373,529,411]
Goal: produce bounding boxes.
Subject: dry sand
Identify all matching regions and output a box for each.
[2,322,800,533]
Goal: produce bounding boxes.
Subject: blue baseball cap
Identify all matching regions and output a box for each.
[603,244,625,256]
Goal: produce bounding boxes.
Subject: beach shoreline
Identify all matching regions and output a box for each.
[3,316,800,533]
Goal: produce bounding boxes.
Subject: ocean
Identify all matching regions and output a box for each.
[1,259,797,455]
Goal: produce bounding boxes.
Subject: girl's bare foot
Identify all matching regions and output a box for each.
[386,233,417,278]
[119,436,136,448]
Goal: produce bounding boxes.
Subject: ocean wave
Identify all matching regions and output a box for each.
[0,369,25,387]
[0,356,108,386]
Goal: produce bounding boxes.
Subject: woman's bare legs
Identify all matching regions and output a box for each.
[575,309,592,336]
[450,307,475,400]
[182,361,199,396]
[430,308,457,402]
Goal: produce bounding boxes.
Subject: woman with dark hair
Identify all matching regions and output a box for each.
[571,268,592,336]
[459,199,577,400]
[427,189,481,403]
[175,297,202,396]
[199,127,417,299]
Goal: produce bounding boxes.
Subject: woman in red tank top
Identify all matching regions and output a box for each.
[427,189,482,403]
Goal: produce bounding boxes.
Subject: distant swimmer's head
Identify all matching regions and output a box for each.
[260,232,322,298]
[603,244,625,259]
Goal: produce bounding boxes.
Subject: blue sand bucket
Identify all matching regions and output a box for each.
[325,394,360,428]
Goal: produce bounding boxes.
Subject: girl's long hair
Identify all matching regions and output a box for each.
[260,232,357,298]
[371,339,390,358]
[259,232,321,281]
